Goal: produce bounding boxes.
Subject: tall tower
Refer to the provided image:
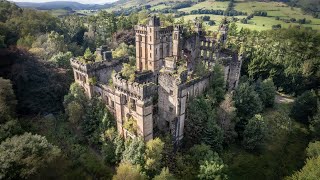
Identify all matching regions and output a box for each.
[135,26,146,71]
[146,16,161,72]
[172,25,181,60]
[194,19,203,60]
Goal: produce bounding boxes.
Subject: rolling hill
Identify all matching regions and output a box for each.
[13,1,113,10]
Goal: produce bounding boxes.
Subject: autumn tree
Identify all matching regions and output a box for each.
[217,93,237,145]
[198,160,228,180]
[153,167,176,180]
[144,138,165,175]
[113,162,146,180]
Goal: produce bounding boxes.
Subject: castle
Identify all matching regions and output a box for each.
[71,16,242,143]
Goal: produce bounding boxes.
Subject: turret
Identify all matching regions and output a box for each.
[172,25,182,60]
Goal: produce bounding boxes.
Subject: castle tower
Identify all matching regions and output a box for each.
[194,19,203,61]
[172,25,181,60]
[135,25,147,71]
[146,16,161,72]
[135,16,162,73]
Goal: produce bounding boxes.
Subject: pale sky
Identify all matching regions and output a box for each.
[10,0,117,4]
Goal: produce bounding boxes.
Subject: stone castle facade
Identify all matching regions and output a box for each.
[71,16,242,143]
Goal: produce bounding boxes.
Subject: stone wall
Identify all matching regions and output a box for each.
[158,71,211,142]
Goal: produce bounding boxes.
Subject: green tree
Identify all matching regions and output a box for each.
[153,167,176,180]
[63,82,87,107]
[82,96,108,145]
[255,79,276,108]
[187,144,217,167]
[0,133,61,179]
[310,108,320,138]
[0,120,22,142]
[121,63,136,82]
[0,77,17,122]
[242,114,267,150]
[202,111,224,152]
[234,82,263,120]
[184,96,211,147]
[112,43,135,58]
[290,90,318,123]
[144,138,164,174]
[50,51,73,68]
[114,134,125,163]
[113,162,146,180]
[207,64,226,106]
[306,141,320,158]
[288,156,320,180]
[66,101,84,126]
[83,47,94,61]
[198,160,228,180]
[122,138,145,166]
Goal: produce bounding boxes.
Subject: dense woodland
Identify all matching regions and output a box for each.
[0,0,320,179]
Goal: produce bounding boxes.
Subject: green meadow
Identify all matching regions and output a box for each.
[176,0,320,31]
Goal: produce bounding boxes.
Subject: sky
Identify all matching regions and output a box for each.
[10,0,117,4]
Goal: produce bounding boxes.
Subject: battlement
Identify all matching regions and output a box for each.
[134,25,148,34]
[174,24,183,31]
[70,57,128,73]
[113,73,157,100]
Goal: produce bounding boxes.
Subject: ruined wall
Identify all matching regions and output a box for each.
[112,73,158,141]
[158,71,211,142]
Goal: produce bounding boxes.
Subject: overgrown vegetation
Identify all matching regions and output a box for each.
[0,0,320,179]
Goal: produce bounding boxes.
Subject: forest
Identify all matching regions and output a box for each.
[0,0,320,179]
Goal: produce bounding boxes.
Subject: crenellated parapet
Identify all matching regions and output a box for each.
[112,73,157,100]
[134,25,148,34]
[70,57,128,74]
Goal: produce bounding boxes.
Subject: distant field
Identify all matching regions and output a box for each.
[178,0,229,13]
[150,4,169,11]
[177,0,320,31]
[93,0,320,31]
[233,1,320,31]
[42,9,69,17]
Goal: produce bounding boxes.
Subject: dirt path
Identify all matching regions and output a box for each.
[275,93,295,104]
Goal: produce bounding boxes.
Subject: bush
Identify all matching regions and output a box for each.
[290,90,318,123]
[234,82,263,120]
[0,133,61,179]
[306,141,320,158]
[242,114,267,150]
[255,79,276,108]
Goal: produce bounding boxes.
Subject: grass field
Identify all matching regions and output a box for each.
[175,0,320,31]
[150,4,170,11]
[178,0,229,12]
[233,1,320,31]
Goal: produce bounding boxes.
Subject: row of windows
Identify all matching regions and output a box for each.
[75,72,86,83]
[104,96,115,108]
[121,94,137,111]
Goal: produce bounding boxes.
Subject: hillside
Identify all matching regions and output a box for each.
[14,1,112,10]
[103,0,320,32]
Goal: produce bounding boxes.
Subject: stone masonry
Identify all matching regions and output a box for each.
[71,16,242,143]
